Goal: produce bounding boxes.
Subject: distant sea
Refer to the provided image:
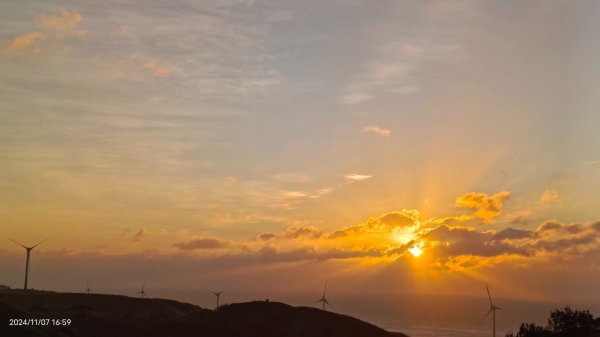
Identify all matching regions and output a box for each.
[334,295,600,337]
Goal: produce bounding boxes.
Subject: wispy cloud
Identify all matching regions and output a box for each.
[35,9,87,37]
[4,9,85,54]
[7,32,45,52]
[339,1,479,105]
[173,238,229,250]
[224,176,238,186]
[539,189,560,205]
[361,125,391,137]
[115,54,174,79]
[112,25,132,37]
[131,228,148,242]
[344,174,372,183]
[340,93,372,105]
[280,190,309,198]
[143,59,172,78]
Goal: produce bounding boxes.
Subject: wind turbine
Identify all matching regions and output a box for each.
[9,239,47,290]
[137,276,148,299]
[313,280,333,311]
[85,278,93,294]
[480,283,501,337]
[209,287,227,310]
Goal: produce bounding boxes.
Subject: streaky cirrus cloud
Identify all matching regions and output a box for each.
[361,125,391,137]
[173,238,229,250]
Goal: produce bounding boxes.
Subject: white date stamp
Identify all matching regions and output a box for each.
[8,318,72,326]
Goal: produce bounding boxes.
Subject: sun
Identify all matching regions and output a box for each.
[408,244,423,257]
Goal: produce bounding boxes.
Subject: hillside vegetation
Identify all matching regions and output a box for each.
[0,289,407,337]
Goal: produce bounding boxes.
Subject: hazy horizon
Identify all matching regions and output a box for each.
[2,1,600,336]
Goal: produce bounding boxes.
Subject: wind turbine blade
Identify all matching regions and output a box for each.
[486,283,492,306]
[31,239,47,249]
[9,239,27,249]
[495,306,502,310]
[322,280,328,297]
[312,299,323,304]
[479,308,493,325]
[142,276,147,290]
[324,298,334,309]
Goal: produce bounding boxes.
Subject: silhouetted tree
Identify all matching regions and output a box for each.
[506,307,600,337]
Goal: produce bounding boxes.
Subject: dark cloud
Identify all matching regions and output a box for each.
[533,233,599,252]
[258,233,278,241]
[283,226,322,239]
[493,228,533,241]
[423,225,528,257]
[131,229,148,242]
[172,238,228,250]
[536,220,586,235]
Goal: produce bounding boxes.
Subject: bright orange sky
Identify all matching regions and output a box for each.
[1,0,600,306]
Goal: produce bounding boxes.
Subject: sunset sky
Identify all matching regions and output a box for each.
[1,0,600,307]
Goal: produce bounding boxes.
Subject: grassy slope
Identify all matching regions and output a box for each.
[0,290,407,337]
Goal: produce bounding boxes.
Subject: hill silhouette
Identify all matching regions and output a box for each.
[0,289,408,337]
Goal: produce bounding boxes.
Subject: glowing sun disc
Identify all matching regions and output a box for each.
[408,244,423,257]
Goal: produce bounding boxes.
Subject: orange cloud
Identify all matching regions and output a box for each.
[224,176,238,185]
[455,191,510,220]
[361,125,391,137]
[344,174,372,182]
[35,9,86,37]
[6,9,85,54]
[7,31,45,52]
[539,189,560,205]
[144,59,172,77]
[117,55,174,80]
[329,209,420,239]
[173,238,228,250]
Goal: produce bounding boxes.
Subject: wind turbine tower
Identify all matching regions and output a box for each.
[209,288,227,310]
[313,280,333,311]
[9,239,46,290]
[86,278,93,294]
[480,283,502,337]
[137,277,148,299]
